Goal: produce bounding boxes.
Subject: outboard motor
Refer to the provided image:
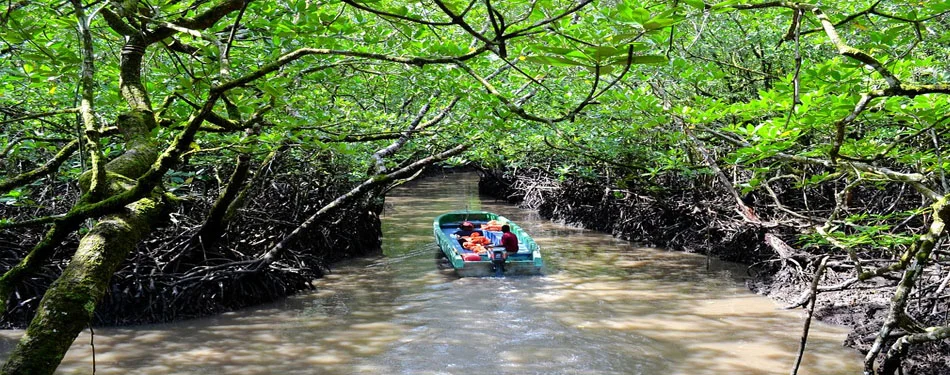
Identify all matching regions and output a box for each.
[491,248,506,276]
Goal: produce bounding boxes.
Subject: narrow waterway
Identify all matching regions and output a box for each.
[0,173,863,374]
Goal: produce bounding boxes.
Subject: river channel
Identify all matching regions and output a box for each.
[0,173,863,374]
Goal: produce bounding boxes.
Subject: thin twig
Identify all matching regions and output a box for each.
[791,256,829,375]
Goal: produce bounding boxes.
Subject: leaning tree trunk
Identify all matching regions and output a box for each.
[0,107,163,375]
[0,0,245,372]
[0,195,163,375]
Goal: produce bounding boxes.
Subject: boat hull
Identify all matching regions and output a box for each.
[433,211,543,277]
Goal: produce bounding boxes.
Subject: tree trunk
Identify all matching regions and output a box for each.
[164,154,251,272]
[1,106,163,374]
[0,195,163,375]
[193,155,250,247]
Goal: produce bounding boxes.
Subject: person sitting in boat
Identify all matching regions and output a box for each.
[453,221,482,245]
[500,225,518,255]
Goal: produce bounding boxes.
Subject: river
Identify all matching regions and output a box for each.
[0,173,863,374]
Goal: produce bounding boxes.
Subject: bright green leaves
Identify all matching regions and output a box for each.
[525,44,666,69]
[0,2,84,111]
[4,0,948,243]
[523,41,667,73]
[608,2,684,31]
[524,54,587,67]
[518,2,680,73]
[809,59,862,86]
[708,0,745,10]
[680,0,707,10]
[613,5,651,26]
[804,209,921,250]
[0,188,33,207]
[642,17,678,32]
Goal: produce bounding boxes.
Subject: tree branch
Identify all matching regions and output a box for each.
[699,125,938,200]
[340,0,456,26]
[0,140,79,193]
[0,94,221,230]
[213,46,488,93]
[0,108,78,126]
[145,0,249,43]
[454,44,635,126]
[70,0,107,198]
[865,194,950,372]
[881,325,950,375]
[431,0,495,50]
[504,0,594,39]
[252,143,470,269]
[791,256,829,375]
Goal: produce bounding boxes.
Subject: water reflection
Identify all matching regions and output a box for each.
[0,173,862,374]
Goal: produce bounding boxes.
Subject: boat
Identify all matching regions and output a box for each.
[433,210,543,277]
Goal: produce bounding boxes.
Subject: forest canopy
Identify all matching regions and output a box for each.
[1,0,949,374]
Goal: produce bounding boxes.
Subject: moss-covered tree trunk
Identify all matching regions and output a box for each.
[0,27,165,372]
[1,1,246,370]
[0,196,163,375]
[1,107,162,375]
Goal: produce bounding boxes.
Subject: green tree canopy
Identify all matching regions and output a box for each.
[2,0,950,374]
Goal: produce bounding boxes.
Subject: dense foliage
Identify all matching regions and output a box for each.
[482,2,950,374]
[1,0,949,374]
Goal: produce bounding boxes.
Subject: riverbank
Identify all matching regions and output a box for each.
[0,155,383,327]
[477,168,949,375]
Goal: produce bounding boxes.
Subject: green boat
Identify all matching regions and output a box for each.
[433,210,543,277]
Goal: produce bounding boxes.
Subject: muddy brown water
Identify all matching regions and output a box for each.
[0,173,863,374]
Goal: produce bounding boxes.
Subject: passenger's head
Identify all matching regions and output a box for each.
[501,224,510,233]
[461,221,474,230]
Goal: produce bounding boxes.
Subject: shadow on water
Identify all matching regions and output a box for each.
[0,173,862,374]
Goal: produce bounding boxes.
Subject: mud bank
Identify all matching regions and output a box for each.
[478,168,950,375]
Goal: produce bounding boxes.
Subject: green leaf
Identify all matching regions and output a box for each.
[584,46,625,61]
[630,8,651,23]
[643,18,678,31]
[711,0,742,10]
[533,46,576,55]
[261,83,281,99]
[524,55,587,67]
[682,0,706,9]
[565,50,591,60]
[606,55,668,65]
[587,65,615,75]
[631,55,668,64]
